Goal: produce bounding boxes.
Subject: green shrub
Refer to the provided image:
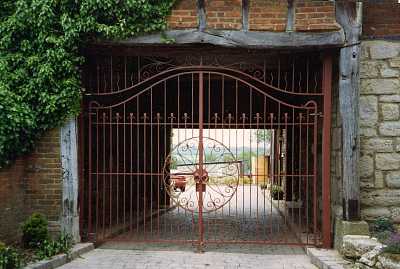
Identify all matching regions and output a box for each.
[371,217,395,234]
[0,243,22,269]
[21,213,49,248]
[35,234,73,260]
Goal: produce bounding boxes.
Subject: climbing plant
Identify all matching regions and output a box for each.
[0,0,175,167]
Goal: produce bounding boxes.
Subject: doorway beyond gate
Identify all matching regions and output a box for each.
[80,49,333,249]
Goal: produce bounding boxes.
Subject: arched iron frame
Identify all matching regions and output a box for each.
[80,53,333,249]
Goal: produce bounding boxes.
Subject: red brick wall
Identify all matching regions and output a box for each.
[295,1,340,32]
[167,0,340,32]
[249,0,287,31]
[167,0,198,29]
[0,159,28,243]
[205,0,242,30]
[0,129,62,243]
[363,0,400,38]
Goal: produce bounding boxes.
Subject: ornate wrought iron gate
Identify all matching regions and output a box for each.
[80,50,332,249]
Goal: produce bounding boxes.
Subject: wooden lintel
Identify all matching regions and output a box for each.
[95,29,345,50]
[336,1,363,221]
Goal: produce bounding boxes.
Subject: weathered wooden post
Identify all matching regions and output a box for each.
[60,118,80,242]
[336,1,363,221]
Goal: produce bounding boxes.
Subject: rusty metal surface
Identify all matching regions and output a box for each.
[80,51,331,249]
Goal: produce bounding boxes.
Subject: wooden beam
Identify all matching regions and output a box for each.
[286,0,295,32]
[242,0,249,31]
[197,0,206,32]
[336,2,363,221]
[98,29,345,50]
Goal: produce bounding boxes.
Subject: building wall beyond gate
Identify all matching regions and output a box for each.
[0,129,62,243]
[359,40,400,223]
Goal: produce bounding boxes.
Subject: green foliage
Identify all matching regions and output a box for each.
[21,213,49,248]
[371,217,396,234]
[254,130,272,144]
[221,176,252,185]
[35,233,73,260]
[0,0,175,167]
[271,184,283,194]
[0,243,22,269]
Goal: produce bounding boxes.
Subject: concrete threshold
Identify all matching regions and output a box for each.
[306,247,353,269]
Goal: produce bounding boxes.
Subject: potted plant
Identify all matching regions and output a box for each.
[271,185,284,200]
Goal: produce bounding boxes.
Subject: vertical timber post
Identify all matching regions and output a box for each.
[60,118,80,242]
[197,0,206,32]
[336,2,363,221]
[286,0,295,32]
[242,0,249,31]
[322,54,333,248]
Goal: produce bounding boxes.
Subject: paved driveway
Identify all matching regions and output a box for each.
[59,248,317,269]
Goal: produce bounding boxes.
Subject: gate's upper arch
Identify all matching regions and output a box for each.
[87,68,320,112]
[83,52,324,111]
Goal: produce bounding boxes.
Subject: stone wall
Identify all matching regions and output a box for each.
[359,40,400,223]
[0,128,62,243]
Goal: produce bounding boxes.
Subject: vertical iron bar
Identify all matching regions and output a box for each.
[136,100,140,238]
[143,112,147,238]
[130,113,133,234]
[299,113,303,237]
[88,109,93,238]
[102,113,106,238]
[306,111,310,245]
[313,110,318,246]
[150,88,153,237]
[123,105,126,233]
[109,108,113,233]
[96,110,99,236]
[116,113,119,228]
[198,72,204,251]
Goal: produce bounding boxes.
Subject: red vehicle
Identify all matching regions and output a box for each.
[171,175,187,192]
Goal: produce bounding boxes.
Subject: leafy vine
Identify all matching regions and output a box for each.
[0,0,175,167]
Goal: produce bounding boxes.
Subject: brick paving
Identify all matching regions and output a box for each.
[59,248,318,269]
[64,186,318,269]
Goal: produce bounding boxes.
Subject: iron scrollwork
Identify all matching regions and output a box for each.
[163,137,240,213]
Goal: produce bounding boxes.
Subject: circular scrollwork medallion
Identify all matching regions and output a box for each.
[163,137,239,213]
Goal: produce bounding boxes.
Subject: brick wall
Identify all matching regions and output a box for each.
[167,0,198,29]
[167,0,340,32]
[295,1,340,32]
[359,40,400,223]
[248,0,287,31]
[205,0,242,30]
[363,0,400,38]
[0,128,62,243]
[0,159,28,243]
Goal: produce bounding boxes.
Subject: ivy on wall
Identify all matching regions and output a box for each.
[0,0,175,167]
